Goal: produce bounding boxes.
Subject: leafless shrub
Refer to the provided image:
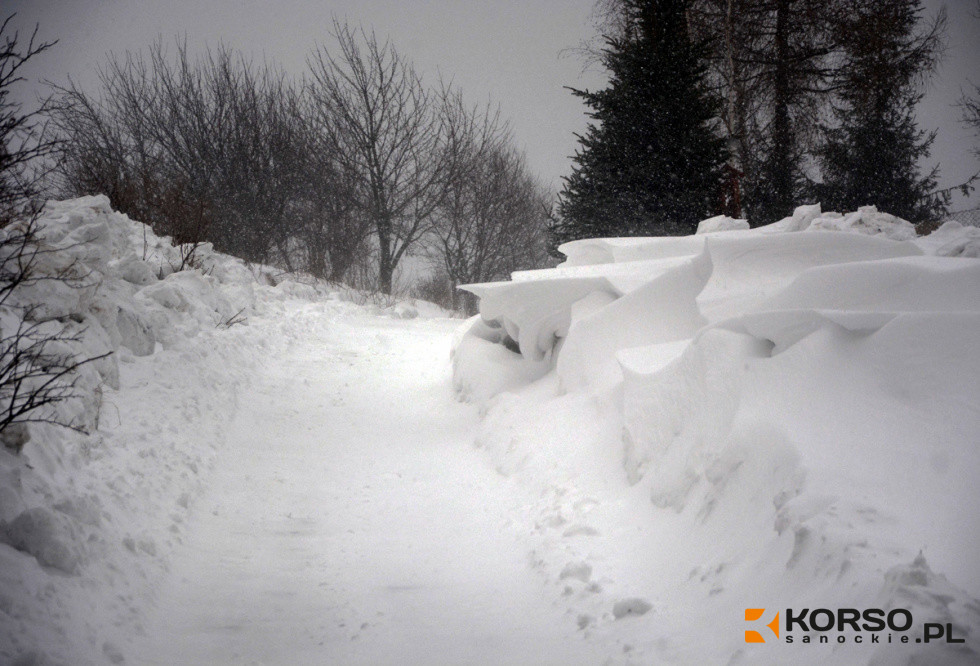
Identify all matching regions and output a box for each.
[48,41,307,265]
[1,15,59,226]
[410,271,454,311]
[217,307,247,329]
[0,310,111,451]
[1,16,111,449]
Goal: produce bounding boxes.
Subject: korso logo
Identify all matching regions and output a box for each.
[745,608,780,643]
[744,607,967,646]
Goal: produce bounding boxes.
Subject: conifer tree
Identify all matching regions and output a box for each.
[746,0,839,224]
[554,0,727,244]
[816,0,946,223]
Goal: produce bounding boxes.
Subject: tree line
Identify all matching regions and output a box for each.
[552,0,972,246]
[45,19,551,301]
[1,15,553,445]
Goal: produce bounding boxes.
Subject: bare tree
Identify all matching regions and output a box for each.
[296,93,373,282]
[307,21,448,294]
[431,90,552,312]
[297,179,373,283]
[48,21,542,299]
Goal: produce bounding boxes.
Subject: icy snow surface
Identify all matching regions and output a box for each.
[456,203,980,665]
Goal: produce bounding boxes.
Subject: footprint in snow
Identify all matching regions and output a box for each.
[612,598,653,619]
[572,497,600,513]
[562,524,600,538]
[559,562,592,583]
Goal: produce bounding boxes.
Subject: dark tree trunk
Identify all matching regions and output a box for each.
[771,0,794,218]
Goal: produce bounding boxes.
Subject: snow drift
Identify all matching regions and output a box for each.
[454,204,980,665]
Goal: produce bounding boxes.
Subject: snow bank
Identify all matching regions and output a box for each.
[696,214,749,234]
[915,219,980,258]
[454,204,980,664]
[0,196,444,666]
[804,205,918,241]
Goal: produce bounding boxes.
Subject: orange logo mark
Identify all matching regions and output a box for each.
[745,608,781,643]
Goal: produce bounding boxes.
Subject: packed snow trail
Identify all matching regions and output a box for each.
[133,307,602,665]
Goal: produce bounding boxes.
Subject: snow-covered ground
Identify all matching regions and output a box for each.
[5,197,590,665]
[130,310,609,666]
[2,198,979,665]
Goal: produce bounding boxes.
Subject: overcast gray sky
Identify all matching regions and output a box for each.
[7,0,980,209]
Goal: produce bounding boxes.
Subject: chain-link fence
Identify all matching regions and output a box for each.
[948,207,980,228]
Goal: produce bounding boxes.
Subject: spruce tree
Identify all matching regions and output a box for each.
[816,0,946,224]
[554,0,727,244]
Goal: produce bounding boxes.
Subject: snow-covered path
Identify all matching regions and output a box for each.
[133,310,600,665]
[7,199,980,666]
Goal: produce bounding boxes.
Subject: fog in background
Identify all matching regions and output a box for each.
[6,0,979,208]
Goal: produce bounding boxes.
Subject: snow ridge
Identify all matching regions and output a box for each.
[455,204,980,665]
